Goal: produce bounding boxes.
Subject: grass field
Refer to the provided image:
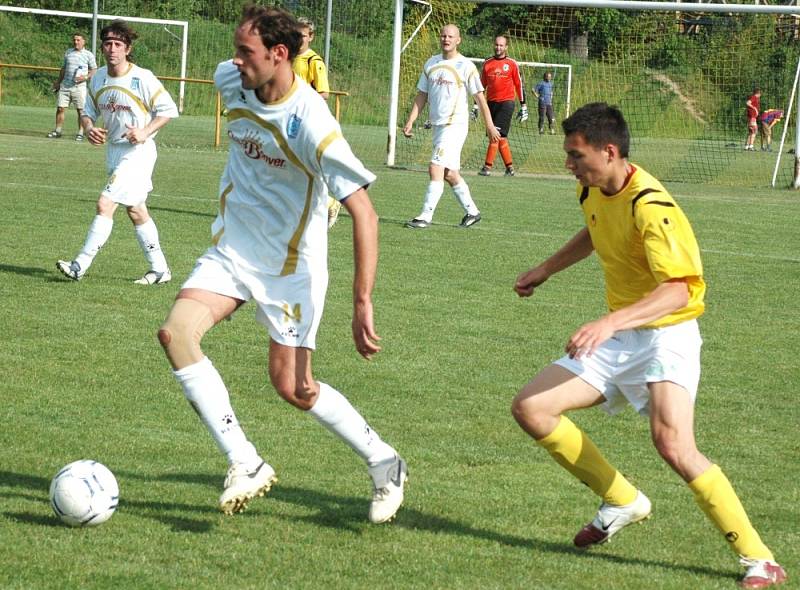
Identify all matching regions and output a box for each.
[0,123,798,589]
[2,104,796,190]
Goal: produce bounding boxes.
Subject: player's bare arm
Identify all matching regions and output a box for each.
[123,116,172,144]
[403,91,428,137]
[566,278,690,359]
[53,67,65,91]
[474,91,501,142]
[343,187,382,359]
[515,227,593,297]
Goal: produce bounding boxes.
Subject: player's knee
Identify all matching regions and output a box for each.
[511,391,540,427]
[651,428,689,468]
[158,299,214,369]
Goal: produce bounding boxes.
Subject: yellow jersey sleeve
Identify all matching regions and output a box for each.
[634,195,703,283]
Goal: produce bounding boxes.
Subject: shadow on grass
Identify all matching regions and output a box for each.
[0,470,215,533]
[141,471,737,582]
[0,469,739,582]
[0,263,64,281]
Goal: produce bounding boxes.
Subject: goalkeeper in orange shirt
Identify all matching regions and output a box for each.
[476,35,527,177]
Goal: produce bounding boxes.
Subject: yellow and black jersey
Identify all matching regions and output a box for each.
[578,165,705,327]
[292,49,330,95]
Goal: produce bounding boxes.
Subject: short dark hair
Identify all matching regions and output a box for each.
[240,5,303,61]
[72,32,85,40]
[100,20,137,47]
[562,102,630,158]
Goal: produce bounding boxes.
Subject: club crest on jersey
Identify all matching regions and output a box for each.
[287,114,302,138]
[130,77,140,91]
[502,64,510,72]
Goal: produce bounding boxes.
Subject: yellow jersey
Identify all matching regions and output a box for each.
[292,49,330,95]
[578,165,705,328]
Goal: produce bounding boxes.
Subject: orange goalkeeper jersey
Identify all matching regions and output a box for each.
[480,56,524,104]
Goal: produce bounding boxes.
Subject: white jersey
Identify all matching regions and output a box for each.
[61,48,97,88]
[212,60,376,277]
[84,63,178,146]
[417,54,483,126]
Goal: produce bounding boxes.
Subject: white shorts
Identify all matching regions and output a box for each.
[57,85,87,109]
[181,247,328,349]
[554,319,703,416]
[431,124,468,170]
[102,141,156,206]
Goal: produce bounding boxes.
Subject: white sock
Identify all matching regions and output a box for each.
[452,181,479,215]
[173,357,260,466]
[418,180,444,222]
[134,218,169,273]
[308,382,395,466]
[74,215,113,271]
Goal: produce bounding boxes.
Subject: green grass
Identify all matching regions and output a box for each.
[0,127,798,589]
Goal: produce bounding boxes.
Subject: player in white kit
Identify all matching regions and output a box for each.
[157,6,407,523]
[402,24,500,229]
[56,20,177,285]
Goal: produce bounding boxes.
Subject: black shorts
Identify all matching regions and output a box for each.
[488,100,515,138]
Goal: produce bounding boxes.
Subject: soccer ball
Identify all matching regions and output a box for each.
[49,460,119,527]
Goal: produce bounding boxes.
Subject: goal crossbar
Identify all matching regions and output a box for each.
[458,0,800,16]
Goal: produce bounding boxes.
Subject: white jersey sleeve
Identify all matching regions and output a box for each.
[465,60,483,96]
[294,110,376,202]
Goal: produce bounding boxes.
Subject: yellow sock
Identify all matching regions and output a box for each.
[537,416,638,506]
[689,464,774,561]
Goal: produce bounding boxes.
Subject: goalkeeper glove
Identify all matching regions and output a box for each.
[471,104,479,121]
[517,105,528,123]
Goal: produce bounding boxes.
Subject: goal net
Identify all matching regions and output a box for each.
[392,0,800,188]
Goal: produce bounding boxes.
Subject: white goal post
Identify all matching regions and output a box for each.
[0,5,189,112]
[387,0,800,188]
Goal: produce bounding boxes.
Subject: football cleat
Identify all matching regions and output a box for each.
[573,491,651,548]
[405,218,430,229]
[47,130,63,138]
[219,461,277,515]
[134,269,172,285]
[75,134,84,142]
[505,166,516,177]
[56,259,83,281]
[327,199,342,229]
[459,213,482,228]
[739,559,787,589]
[368,455,407,523]
[478,165,492,176]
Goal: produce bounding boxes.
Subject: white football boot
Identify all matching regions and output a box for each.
[219,461,277,515]
[367,455,407,524]
[573,490,651,547]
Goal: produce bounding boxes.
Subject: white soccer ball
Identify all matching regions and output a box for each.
[49,460,119,527]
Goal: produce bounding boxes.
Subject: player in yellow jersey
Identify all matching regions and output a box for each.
[292,17,341,228]
[511,102,786,589]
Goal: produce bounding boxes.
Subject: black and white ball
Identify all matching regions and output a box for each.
[49,460,119,527]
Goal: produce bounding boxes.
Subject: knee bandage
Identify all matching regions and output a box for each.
[158,298,215,369]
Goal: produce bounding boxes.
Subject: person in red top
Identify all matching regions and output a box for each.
[744,87,761,151]
[477,35,526,177]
